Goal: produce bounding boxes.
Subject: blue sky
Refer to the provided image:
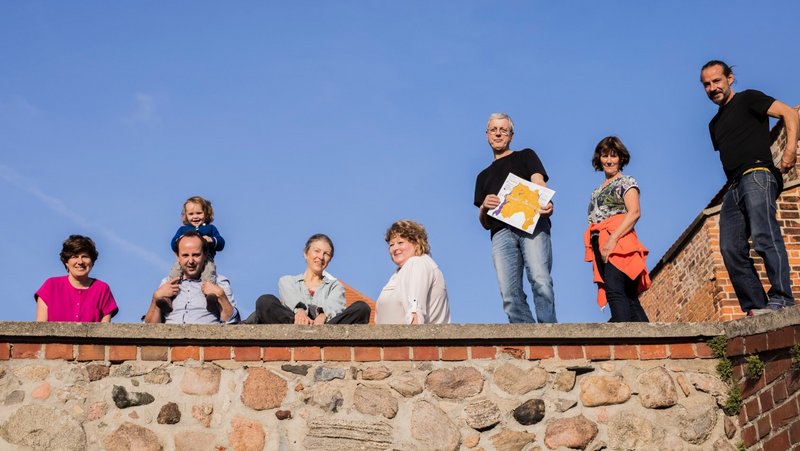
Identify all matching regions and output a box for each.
[2,1,799,324]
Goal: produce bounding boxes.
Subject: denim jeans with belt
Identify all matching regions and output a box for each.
[491,222,557,323]
[719,169,795,311]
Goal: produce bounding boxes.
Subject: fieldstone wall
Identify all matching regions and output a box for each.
[0,314,797,450]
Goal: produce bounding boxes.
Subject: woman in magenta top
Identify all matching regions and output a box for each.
[35,235,118,322]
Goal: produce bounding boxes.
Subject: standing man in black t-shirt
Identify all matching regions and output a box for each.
[474,113,557,323]
[700,60,798,315]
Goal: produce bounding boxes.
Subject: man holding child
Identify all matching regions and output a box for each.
[143,231,240,324]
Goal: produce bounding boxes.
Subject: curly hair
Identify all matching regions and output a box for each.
[182,196,215,224]
[592,136,631,171]
[385,220,431,256]
[59,235,99,269]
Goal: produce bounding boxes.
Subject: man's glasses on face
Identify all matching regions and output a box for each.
[486,128,511,136]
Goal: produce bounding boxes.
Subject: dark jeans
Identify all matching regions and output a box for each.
[719,170,795,311]
[591,235,649,322]
[242,295,371,324]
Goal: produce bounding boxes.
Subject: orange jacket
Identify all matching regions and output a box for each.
[583,214,651,309]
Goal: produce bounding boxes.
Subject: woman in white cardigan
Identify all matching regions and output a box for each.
[376,220,451,324]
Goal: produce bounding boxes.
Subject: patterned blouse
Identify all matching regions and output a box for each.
[587,174,639,224]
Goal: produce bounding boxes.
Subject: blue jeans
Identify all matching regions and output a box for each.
[719,170,795,311]
[491,223,557,323]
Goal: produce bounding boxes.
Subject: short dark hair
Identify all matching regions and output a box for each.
[59,235,99,268]
[701,60,733,77]
[304,233,334,258]
[592,136,631,171]
[174,230,207,255]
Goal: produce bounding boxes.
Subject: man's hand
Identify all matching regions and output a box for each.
[201,281,225,297]
[294,310,313,325]
[539,201,554,217]
[154,278,180,299]
[781,153,797,173]
[481,194,501,211]
[313,313,327,325]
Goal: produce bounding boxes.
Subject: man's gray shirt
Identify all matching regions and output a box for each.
[160,275,239,324]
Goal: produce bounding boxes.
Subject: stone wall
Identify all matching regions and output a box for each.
[641,110,800,322]
[2,314,797,451]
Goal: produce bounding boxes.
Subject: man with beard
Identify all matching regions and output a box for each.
[144,231,240,324]
[700,60,798,315]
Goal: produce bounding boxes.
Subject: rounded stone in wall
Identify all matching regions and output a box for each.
[426,367,483,399]
[637,367,678,409]
[0,405,87,451]
[464,398,501,430]
[411,400,460,451]
[579,375,631,407]
[241,367,288,411]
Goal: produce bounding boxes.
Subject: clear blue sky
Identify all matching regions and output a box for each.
[2,1,799,324]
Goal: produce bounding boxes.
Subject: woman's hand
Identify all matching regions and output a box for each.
[313,313,328,325]
[410,312,419,324]
[294,310,313,325]
[601,236,617,262]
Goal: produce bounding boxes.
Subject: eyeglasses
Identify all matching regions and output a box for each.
[486,128,511,136]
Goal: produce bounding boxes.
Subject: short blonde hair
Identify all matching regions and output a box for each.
[385,220,431,255]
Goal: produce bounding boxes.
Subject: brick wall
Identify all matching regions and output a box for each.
[642,110,800,322]
[726,312,800,450]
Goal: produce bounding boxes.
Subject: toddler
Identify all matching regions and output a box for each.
[156,196,225,311]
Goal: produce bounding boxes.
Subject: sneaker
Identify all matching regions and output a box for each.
[746,308,773,316]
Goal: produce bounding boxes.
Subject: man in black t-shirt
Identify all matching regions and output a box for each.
[700,60,798,315]
[474,113,557,323]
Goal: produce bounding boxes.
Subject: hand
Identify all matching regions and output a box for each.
[781,156,797,173]
[601,236,617,262]
[203,236,213,243]
[294,310,313,325]
[410,312,419,324]
[481,194,501,211]
[201,281,224,297]
[154,278,180,300]
[539,201,553,217]
[313,313,327,325]
[780,147,797,173]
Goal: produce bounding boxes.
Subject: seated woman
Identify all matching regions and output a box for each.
[243,233,370,324]
[376,220,451,324]
[584,136,650,322]
[35,235,119,322]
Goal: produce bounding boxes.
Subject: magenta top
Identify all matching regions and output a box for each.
[35,276,119,322]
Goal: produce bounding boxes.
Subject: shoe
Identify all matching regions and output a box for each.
[746,308,773,316]
[155,297,173,312]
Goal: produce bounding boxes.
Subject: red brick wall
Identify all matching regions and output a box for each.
[642,111,800,322]
[728,324,800,450]
[0,341,715,363]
